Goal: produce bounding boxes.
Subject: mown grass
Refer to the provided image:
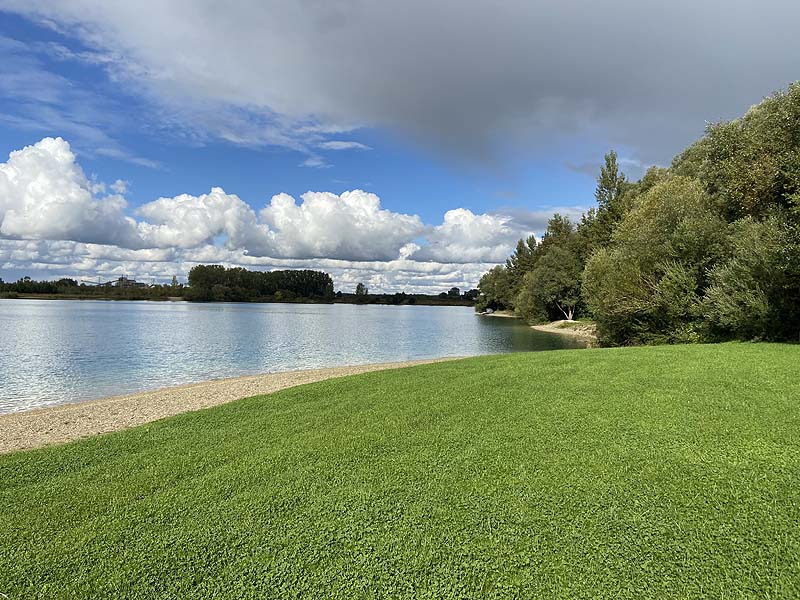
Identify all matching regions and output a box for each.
[2,343,799,599]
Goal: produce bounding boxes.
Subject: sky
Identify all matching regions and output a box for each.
[0,1,798,292]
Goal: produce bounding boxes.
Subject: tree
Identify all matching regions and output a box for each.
[447,287,461,298]
[595,149,627,209]
[475,83,800,346]
[583,176,727,344]
[355,283,368,296]
[188,264,226,288]
[524,246,583,321]
[187,265,334,302]
[512,214,584,323]
[579,150,630,251]
[505,235,537,293]
[475,265,515,312]
[672,83,800,221]
[703,214,800,341]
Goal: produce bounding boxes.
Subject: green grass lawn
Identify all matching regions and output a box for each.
[2,343,799,599]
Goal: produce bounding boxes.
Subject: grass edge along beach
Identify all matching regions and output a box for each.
[2,342,799,598]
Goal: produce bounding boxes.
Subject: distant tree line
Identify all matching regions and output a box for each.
[1,269,480,307]
[0,276,70,295]
[0,276,183,300]
[337,285,478,306]
[186,265,334,302]
[477,83,800,346]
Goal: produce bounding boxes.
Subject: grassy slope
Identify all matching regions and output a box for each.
[1,344,799,599]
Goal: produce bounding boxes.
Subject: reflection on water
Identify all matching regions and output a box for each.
[0,300,583,413]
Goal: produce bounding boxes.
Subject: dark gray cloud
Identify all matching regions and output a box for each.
[1,0,799,166]
[565,162,603,177]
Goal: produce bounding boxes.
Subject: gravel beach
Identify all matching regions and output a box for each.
[531,320,597,344]
[0,358,457,454]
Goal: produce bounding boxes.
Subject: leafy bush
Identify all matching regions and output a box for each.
[703,214,800,341]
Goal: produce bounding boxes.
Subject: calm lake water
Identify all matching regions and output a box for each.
[0,299,583,413]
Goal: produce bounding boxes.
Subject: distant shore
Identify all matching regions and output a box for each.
[0,293,187,302]
[0,293,474,307]
[0,358,459,454]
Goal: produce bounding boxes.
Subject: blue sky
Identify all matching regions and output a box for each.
[0,11,598,221]
[0,1,798,291]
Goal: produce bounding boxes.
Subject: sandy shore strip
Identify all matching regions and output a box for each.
[478,310,517,318]
[532,320,598,344]
[0,358,458,454]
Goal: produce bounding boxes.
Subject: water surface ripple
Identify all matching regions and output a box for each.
[0,300,583,413]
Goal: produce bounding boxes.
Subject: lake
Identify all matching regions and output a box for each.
[0,299,584,413]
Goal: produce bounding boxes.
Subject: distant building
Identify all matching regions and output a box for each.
[101,276,148,289]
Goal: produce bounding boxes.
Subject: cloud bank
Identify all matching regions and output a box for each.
[3,0,799,165]
[0,138,578,290]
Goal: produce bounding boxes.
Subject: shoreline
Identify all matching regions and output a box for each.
[478,310,517,318]
[532,320,598,345]
[0,358,459,454]
[0,295,475,307]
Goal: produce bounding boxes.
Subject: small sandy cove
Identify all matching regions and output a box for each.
[531,320,597,342]
[0,358,456,454]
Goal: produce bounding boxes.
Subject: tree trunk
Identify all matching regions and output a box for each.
[557,303,574,321]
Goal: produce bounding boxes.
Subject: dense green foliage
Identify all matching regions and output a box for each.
[703,215,800,339]
[185,267,476,305]
[0,276,184,300]
[2,344,799,598]
[478,83,800,345]
[334,290,476,306]
[0,266,337,303]
[186,265,334,302]
[0,271,477,306]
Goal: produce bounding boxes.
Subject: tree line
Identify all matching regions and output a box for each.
[1,268,480,306]
[477,83,800,346]
[186,265,334,301]
[337,285,478,306]
[0,276,183,300]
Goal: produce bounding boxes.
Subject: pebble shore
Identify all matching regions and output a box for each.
[0,358,457,454]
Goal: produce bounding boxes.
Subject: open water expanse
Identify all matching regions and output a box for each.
[0,299,583,413]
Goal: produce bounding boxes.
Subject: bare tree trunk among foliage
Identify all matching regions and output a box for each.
[557,304,574,321]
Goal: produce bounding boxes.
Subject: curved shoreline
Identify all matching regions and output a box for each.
[478,310,517,318]
[0,358,459,455]
[531,320,598,345]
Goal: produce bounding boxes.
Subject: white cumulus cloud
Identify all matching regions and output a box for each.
[0,238,498,293]
[412,208,529,263]
[261,190,425,261]
[136,188,272,253]
[0,137,570,290]
[0,137,142,247]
